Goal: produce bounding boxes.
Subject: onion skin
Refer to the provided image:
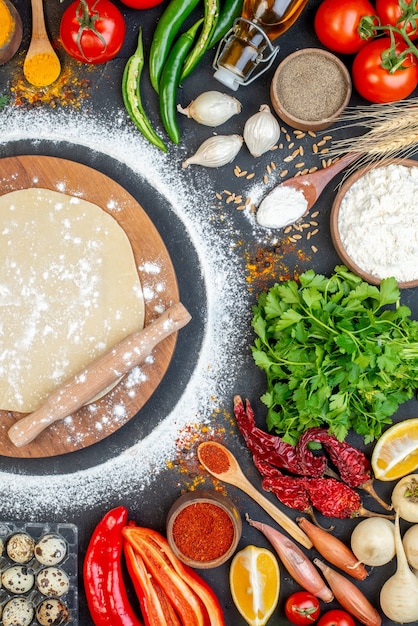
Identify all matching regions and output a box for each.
[247,516,333,603]
[314,559,381,626]
[297,517,368,580]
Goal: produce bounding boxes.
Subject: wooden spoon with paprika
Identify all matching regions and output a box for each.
[198,441,312,549]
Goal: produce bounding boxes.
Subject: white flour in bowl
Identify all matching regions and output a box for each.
[337,162,418,283]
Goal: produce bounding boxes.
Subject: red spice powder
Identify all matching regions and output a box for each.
[172,502,235,562]
[200,444,230,474]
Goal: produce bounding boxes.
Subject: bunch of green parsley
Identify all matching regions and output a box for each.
[252,266,418,444]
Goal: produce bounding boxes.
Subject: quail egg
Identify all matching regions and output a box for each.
[36,598,69,626]
[6,532,35,563]
[1,596,35,626]
[1,564,35,594]
[0,536,4,557]
[36,567,70,597]
[35,534,67,566]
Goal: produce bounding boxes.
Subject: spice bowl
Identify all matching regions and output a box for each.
[166,490,242,569]
[0,0,23,65]
[270,48,351,131]
[330,158,418,288]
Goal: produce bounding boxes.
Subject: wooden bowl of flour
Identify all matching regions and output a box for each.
[330,158,418,289]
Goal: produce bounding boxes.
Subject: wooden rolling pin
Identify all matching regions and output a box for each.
[8,302,191,447]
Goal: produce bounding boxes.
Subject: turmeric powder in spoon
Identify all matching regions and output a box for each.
[24,0,61,87]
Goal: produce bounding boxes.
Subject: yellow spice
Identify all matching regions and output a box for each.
[0,0,13,48]
[24,52,61,87]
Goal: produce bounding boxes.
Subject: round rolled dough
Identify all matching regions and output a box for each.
[0,188,145,413]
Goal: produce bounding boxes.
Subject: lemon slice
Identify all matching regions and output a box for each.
[229,545,280,626]
[371,418,418,481]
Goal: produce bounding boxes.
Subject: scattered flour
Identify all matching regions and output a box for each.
[0,106,251,518]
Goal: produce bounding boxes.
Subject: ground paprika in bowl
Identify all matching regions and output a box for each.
[166,490,242,569]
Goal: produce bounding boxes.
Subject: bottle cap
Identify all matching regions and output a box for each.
[213,67,241,91]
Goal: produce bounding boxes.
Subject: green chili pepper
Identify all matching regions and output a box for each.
[122,28,167,153]
[159,19,204,144]
[206,0,243,48]
[149,0,201,93]
[180,0,219,82]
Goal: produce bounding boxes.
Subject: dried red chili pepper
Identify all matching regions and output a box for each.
[256,459,313,513]
[233,395,325,476]
[256,457,394,521]
[83,506,143,626]
[297,428,391,510]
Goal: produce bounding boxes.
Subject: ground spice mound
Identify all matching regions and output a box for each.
[172,502,234,562]
[10,62,92,109]
[200,444,230,474]
[275,53,348,121]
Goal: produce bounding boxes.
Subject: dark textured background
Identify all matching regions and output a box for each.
[1,0,417,623]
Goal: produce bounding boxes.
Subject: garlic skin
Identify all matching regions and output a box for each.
[182,135,243,168]
[178,91,242,127]
[244,104,281,157]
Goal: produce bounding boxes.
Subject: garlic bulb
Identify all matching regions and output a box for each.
[178,91,242,127]
[182,135,243,168]
[244,104,281,157]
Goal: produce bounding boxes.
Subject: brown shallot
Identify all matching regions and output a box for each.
[297,517,367,581]
[314,559,381,626]
[246,515,333,603]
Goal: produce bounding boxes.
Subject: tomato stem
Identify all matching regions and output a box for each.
[75,0,108,62]
[359,0,418,73]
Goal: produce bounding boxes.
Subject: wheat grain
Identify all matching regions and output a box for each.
[329,99,418,163]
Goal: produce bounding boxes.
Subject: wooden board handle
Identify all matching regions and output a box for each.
[8,302,191,447]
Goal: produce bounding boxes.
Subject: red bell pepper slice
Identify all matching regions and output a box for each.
[124,541,181,626]
[123,525,225,626]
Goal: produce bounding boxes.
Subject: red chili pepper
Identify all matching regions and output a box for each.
[83,506,143,626]
[253,457,311,513]
[297,428,391,510]
[123,525,225,626]
[233,395,325,476]
[257,456,393,520]
[124,542,181,626]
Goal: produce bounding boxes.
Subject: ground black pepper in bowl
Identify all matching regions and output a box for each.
[270,48,351,130]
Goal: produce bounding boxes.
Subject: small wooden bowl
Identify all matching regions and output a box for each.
[0,0,23,66]
[270,48,351,131]
[166,490,241,569]
[330,158,418,289]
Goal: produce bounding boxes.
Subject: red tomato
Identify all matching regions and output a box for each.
[352,36,417,103]
[317,610,355,626]
[314,0,375,54]
[376,0,418,40]
[119,0,164,8]
[60,0,126,64]
[284,591,321,625]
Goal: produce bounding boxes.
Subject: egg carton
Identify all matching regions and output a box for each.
[0,521,78,626]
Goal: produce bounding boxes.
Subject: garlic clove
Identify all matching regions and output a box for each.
[244,104,281,157]
[182,134,243,168]
[177,91,242,127]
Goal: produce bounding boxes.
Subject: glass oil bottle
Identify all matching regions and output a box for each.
[213,0,309,90]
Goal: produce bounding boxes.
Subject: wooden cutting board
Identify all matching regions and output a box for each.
[0,155,179,458]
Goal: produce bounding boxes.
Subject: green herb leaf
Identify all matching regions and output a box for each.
[251,266,418,443]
